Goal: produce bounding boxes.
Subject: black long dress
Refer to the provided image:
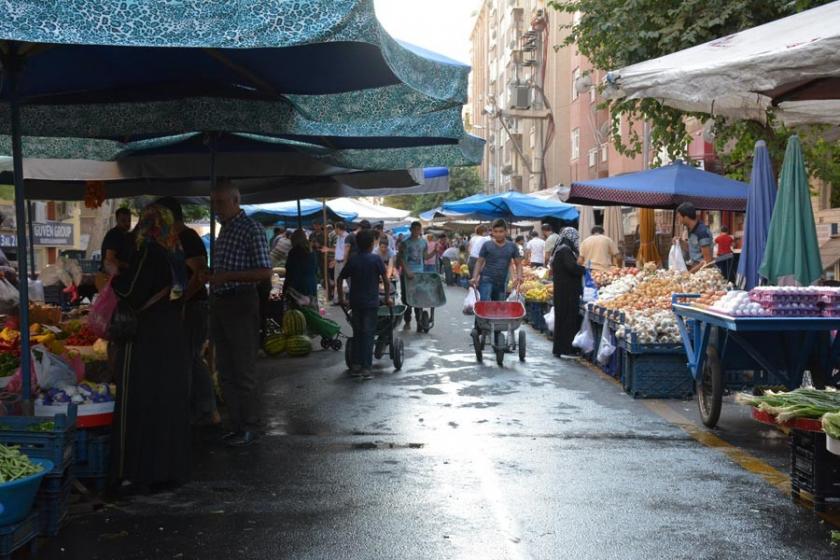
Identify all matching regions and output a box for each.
[110,242,190,487]
[552,245,586,356]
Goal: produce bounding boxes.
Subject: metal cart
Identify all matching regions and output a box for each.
[343,304,406,371]
[672,294,840,428]
[403,272,446,333]
[471,301,527,366]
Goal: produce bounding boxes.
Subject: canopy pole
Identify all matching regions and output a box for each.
[322,199,329,300]
[297,199,302,230]
[207,134,217,375]
[26,201,35,279]
[8,45,33,407]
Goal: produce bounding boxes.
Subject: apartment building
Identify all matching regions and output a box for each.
[468,0,644,194]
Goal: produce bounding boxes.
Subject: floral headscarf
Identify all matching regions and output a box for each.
[135,204,181,253]
[559,227,580,256]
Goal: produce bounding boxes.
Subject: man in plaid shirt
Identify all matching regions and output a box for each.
[207,180,272,447]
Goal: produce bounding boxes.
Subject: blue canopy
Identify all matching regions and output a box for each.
[419,207,472,221]
[440,191,579,221]
[243,200,356,226]
[736,141,778,290]
[568,160,748,211]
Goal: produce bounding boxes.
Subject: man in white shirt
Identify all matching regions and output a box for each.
[525,230,545,268]
[332,222,349,303]
[441,244,461,285]
[467,225,490,280]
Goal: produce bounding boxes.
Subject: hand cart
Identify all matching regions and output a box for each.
[403,272,446,333]
[343,304,406,371]
[672,294,840,428]
[299,306,344,351]
[471,301,526,366]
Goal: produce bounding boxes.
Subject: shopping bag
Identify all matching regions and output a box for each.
[32,344,78,390]
[87,280,118,339]
[0,278,18,314]
[506,290,525,305]
[572,308,595,354]
[544,307,555,332]
[462,287,479,315]
[596,325,616,365]
[668,243,687,272]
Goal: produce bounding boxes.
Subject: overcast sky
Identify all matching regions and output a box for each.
[374,0,483,64]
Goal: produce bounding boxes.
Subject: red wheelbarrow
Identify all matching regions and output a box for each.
[470,301,526,366]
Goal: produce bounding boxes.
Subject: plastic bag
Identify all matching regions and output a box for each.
[506,290,525,305]
[668,243,687,272]
[544,307,555,332]
[596,325,616,365]
[63,259,83,287]
[0,278,18,314]
[462,287,479,315]
[572,308,595,354]
[87,280,118,339]
[32,345,78,390]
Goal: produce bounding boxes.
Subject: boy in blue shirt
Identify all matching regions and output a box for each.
[397,221,435,330]
[339,229,391,376]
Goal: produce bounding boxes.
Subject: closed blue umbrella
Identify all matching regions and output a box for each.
[736,141,777,289]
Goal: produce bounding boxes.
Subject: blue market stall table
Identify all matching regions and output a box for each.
[672,296,840,428]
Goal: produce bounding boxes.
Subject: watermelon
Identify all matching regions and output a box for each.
[263,334,287,356]
[286,335,312,357]
[283,310,307,336]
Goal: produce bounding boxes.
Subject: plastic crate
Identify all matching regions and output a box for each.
[35,472,72,537]
[42,285,64,307]
[0,510,39,560]
[790,429,840,512]
[0,407,77,475]
[622,352,694,399]
[79,259,100,274]
[74,429,110,479]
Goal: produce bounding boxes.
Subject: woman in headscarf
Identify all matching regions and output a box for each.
[552,227,586,358]
[283,229,318,305]
[110,204,191,494]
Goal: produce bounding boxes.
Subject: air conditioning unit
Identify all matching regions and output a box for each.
[501,164,515,176]
[510,175,524,190]
[509,84,531,109]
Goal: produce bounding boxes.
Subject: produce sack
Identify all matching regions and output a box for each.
[87,280,118,339]
[572,308,595,354]
[506,290,525,305]
[462,287,479,315]
[668,243,687,273]
[544,307,555,332]
[596,325,616,365]
[32,344,80,390]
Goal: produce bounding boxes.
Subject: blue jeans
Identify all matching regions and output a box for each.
[351,306,378,369]
[478,279,506,302]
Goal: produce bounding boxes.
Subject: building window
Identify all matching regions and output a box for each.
[571,128,580,161]
[572,67,581,101]
[601,143,608,163]
[588,148,598,168]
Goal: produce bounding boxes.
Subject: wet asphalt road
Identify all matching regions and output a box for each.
[45,285,839,559]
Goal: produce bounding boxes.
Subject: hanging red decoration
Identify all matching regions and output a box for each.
[84,181,106,209]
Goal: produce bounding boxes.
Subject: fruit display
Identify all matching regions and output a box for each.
[263,333,288,356]
[65,324,98,346]
[591,267,639,288]
[711,291,768,316]
[285,335,313,357]
[282,310,307,336]
[37,381,114,406]
[459,264,470,278]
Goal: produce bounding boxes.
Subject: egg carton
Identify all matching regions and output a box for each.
[822,308,840,317]
[765,308,821,317]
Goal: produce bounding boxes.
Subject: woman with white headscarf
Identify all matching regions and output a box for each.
[552,227,586,357]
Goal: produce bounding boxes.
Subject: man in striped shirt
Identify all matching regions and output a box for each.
[207,180,272,447]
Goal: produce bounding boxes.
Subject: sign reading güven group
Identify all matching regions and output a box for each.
[32,222,74,246]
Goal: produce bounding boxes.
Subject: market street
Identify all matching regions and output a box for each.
[44,286,838,560]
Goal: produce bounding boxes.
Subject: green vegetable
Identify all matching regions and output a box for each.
[736,388,840,422]
[822,413,840,440]
[27,422,54,433]
[0,444,43,483]
[832,530,840,545]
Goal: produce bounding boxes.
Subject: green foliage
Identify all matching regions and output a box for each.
[385,167,483,215]
[549,0,840,197]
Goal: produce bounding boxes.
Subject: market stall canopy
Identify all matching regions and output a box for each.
[440,191,579,221]
[419,207,472,221]
[759,136,822,286]
[0,1,482,145]
[603,2,840,126]
[567,161,748,211]
[243,200,356,226]
[324,198,410,222]
[736,141,778,290]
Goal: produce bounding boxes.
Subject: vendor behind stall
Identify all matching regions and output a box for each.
[101,207,133,276]
[675,202,713,273]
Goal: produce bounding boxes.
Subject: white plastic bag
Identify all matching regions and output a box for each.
[668,243,687,272]
[572,309,595,354]
[596,325,616,365]
[32,345,77,390]
[506,289,525,305]
[462,287,479,315]
[0,278,18,312]
[544,307,555,332]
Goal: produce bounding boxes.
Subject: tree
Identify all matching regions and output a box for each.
[385,166,484,215]
[549,0,840,198]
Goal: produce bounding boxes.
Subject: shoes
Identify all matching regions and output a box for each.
[220,430,243,442]
[226,431,259,447]
[403,322,411,330]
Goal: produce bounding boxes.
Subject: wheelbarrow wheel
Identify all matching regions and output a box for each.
[392,337,405,371]
[344,337,353,369]
[471,329,483,363]
[697,344,723,428]
[419,310,431,333]
[495,346,505,367]
[495,332,506,366]
[518,330,526,362]
[331,339,342,351]
[320,338,331,350]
